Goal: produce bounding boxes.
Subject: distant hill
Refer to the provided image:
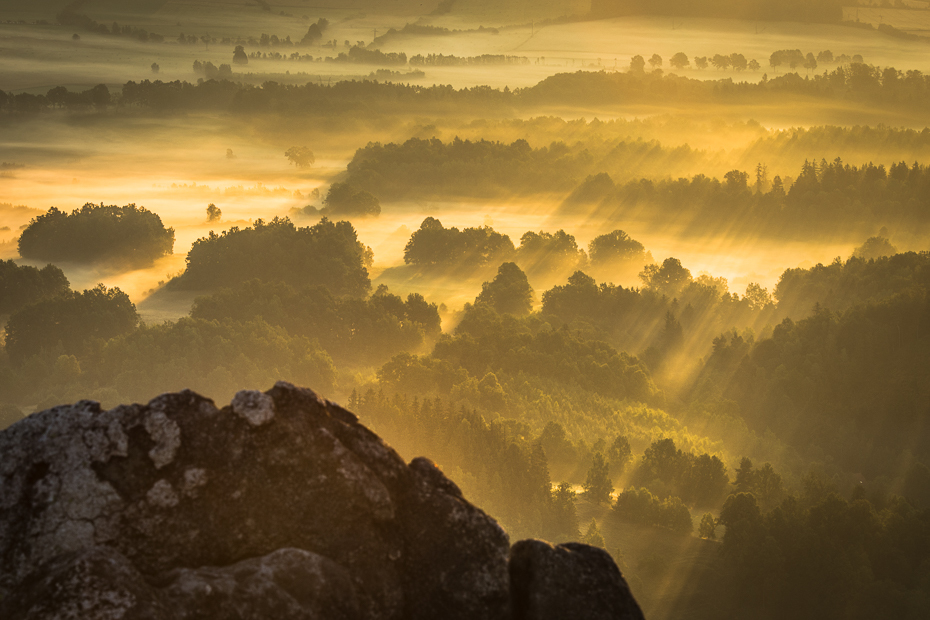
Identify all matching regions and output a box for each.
[590,0,844,23]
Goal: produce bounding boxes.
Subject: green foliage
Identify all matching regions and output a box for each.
[852,236,897,261]
[588,230,650,267]
[191,280,440,366]
[698,513,717,539]
[170,217,371,295]
[18,203,174,267]
[475,262,534,316]
[356,392,571,540]
[322,182,381,217]
[634,437,729,507]
[516,230,587,277]
[403,217,515,269]
[639,258,692,297]
[345,137,581,198]
[606,434,633,477]
[0,261,70,315]
[285,146,315,168]
[775,251,930,317]
[582,518,606,548]
[205,203,222,222]
[95,317,336,405]
[4,284,138,364]
[692,292,930,476]
[613,487,693,534]
[732,458,786,509]
[719,490,930,619]
[582,452,614,505]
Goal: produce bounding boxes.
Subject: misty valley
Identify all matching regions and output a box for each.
[2,1,930,618]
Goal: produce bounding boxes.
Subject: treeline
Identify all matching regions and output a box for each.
[409,54,530,66]
[344,137,702,199]
[57,10,166,42]
[589,0,844,23]
[18,203,174,267]
[371,23,499,47]
[7,62,930,115]
[190,280,440,366]
[573,158,930,239]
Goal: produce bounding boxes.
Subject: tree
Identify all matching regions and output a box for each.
[695,56,708,70]
[582,519,606,547]
[588,230,648,266]
[583,452,613,505]
[853,236,897,260]
[817,50,834,64]
[729,53,748,71]
[475,262,534,315]
[639,258,692,297]
[0,261,70,316]
[744,282,773,309]
[670,52,689,70]
[629,55,645,72]
[548,482,580,541]
[607,435,633,477]
[748,59,760,71]
[233,45,248,65]
[648,53,662,70]
[804,52,817,73]
[285,146,315,168]
[322,183,381,217]
[150,62,159,74]
[4,284,138,364]
[698,513,717,539]
[89,83,110,109]
[206,203,222,222]
[711,54,731,71]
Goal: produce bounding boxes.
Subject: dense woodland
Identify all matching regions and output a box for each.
[3,2,930,618]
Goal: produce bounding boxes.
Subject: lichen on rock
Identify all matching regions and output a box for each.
[0,383,644,620]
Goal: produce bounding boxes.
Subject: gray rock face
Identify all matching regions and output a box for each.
[0,383,643,620]
[510,540,646,620]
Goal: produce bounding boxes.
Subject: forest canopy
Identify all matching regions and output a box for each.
[169,217,372,295]
[17,203,174,267]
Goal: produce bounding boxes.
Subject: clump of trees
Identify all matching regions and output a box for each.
[4,284,138,364]
[322,183,381,217]
[403,217,514,269]
[613,487,693,534]
[18,203,174,267]
[191,280,440,365]
[169,217,372,295]
[475,262,534,316]
[0,261,69,316]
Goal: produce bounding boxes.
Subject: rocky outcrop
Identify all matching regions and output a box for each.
[0,382,644,620]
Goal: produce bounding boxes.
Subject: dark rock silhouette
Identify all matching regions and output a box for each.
[0,382,644,620]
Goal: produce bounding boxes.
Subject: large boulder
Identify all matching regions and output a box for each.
[510,540,646,620]
[0,383,643,619]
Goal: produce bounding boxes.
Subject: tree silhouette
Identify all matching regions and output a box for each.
[475,262,534,315]
[583,452,614,505]
[285,146,315,168]
[206,203,222,222]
